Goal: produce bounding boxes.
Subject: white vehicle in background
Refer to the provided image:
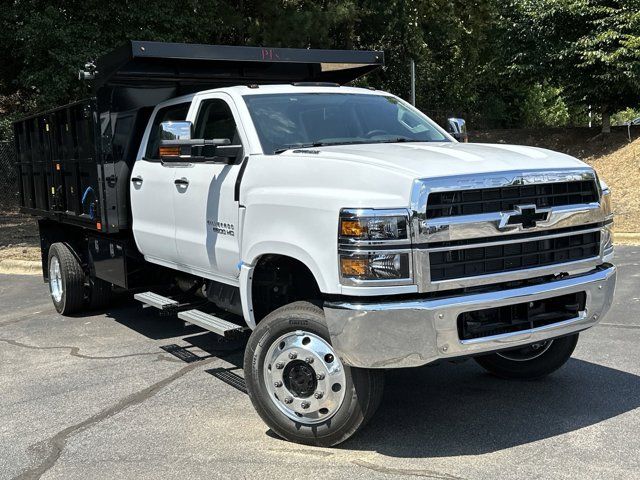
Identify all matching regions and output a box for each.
[14,41,616,446]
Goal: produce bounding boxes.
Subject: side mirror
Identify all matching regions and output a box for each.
[447,117,468,143]
[158,121,241,163]
[214,144,243,160]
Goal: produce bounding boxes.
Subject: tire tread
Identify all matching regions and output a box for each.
[244,300,384,447]
[48,243,85,315]
[474,334,579,379]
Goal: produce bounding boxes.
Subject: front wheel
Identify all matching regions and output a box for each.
[244,301,384,446]
[474,333,579,379]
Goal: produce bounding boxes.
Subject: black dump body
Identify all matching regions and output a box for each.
[14,41,383,234]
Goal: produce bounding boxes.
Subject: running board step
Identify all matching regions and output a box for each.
[134,291,178,310]
[178,309,245,337]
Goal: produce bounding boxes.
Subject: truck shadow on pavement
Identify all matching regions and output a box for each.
[347,359,640,457]
[106,301,640,457]
[106,301,249,392]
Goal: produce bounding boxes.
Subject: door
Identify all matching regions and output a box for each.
[131,101,190,264]
[173,94,244,281]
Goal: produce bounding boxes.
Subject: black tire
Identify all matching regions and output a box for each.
[474,333,579,379]
[86,277,113,310]
[47,243,85,315]
[244,301,384,447]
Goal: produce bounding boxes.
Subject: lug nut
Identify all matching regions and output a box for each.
[317,373,325,380]
[275,362,285,369]
[284,397,293,404]
[314,391,324,399]
[301,401,310,409]
[288,352,298,360]
[274,381,283,388]
[305,357,314,364]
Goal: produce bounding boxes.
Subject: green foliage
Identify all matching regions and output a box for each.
[522,84,570,128]
[611,107,640,125]
[501,0,640,131]
[0,0,638,135]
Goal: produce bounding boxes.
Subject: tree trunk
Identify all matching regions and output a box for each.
[602,108,611,134]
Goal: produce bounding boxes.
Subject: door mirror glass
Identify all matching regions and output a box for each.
[159,121,193,140]
[446,118,468,142]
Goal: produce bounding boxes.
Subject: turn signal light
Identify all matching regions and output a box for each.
[159,145,181,157]
[340,257,368,277]
[340,220,366,237]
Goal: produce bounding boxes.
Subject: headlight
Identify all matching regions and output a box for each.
[339,209,409,242]
[599,180,614,258]
[340,252,411,281]
[338,208,413,285]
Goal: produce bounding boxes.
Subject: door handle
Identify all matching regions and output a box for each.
[174,177,189,186]
[131,176,143,184]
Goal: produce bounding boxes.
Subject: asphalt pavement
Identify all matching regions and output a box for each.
[1,246,639,480]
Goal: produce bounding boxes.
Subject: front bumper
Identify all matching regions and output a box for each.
[323,265,616,368]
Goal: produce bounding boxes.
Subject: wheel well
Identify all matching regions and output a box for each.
[38,220,86,280]
[251,254,321,323]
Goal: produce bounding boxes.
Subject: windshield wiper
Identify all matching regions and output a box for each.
[273,140,370,154]
[273,142,328,154]
[272,138,424,154]
[370,137,424,144]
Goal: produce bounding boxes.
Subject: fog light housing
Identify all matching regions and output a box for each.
[340,252,411,281]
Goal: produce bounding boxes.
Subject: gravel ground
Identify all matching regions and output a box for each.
[1,247,639,480]
[0,212,39,264]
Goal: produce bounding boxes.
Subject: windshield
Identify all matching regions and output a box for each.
[243,93,451,154]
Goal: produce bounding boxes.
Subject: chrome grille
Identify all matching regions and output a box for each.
[429,231,600,281]
[426,180,598,219]
[410,170,609,293]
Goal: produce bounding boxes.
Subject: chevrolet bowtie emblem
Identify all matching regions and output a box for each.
[498,204,550,230]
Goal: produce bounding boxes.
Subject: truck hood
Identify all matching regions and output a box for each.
[295,142,590,178]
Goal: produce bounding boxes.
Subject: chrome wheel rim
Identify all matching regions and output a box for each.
[49,256,63,303]
[497,340,553,362]
[263,330,347,424]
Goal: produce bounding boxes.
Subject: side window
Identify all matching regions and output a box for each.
[145,102,190,159]
[195,99,239,142]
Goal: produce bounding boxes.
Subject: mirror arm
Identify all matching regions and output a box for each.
[160,138,231,147]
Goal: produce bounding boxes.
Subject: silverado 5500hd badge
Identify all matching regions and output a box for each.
[207,220,235,236]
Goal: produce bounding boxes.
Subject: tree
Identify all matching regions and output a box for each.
[502,0,640,133]
[1,0,635,137]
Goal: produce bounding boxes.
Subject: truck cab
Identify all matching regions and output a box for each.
[14,42,616,447]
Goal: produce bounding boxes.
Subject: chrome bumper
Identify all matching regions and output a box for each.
[323,265,616,368]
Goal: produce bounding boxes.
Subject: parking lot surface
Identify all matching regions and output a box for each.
[1,246,639,480]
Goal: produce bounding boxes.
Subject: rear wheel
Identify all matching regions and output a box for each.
[48,243,85,315]
[244,301,384,446]
[474,334,579,379]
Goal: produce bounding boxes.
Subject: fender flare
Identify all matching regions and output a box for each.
[238,242,329,329]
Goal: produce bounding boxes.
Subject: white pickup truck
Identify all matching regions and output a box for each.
[15,42,616,446]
